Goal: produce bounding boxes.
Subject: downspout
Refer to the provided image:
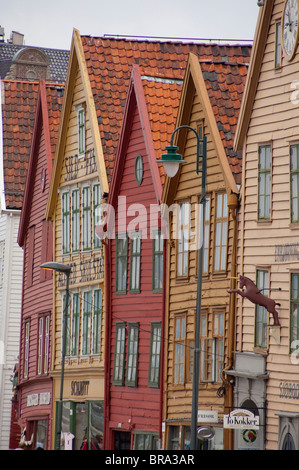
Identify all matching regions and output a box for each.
[103,236,111,450]
[159,237,167,448]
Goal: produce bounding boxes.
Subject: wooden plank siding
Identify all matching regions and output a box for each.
[235,0,299,450]
[108,101,163,440]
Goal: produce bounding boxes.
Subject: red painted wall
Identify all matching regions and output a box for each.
[107,101,163,449]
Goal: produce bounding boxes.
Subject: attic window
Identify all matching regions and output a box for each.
[76,105,86,157]
[135,154,143,185]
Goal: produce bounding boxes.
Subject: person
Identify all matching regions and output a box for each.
[90,434,102,450]
[80,429,88,450]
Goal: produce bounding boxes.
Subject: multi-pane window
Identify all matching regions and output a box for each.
[275,22,282,68]
[197,196,210,274]
[92,289,102,354]
[116,234,128,294]
[177,202,190,277]
[113,322,126,385]
[214,193,228,271]
[255,270,269,348]
[82,291,91,355]
[258,145,271,220]
[148,322,161,388]
[24,321,30,379]
[130,232,141,293]
[201,311,224,382]
[152,231,163,292]
[78,107,85,156]
[290,144,299,223]
[134,432,159,450]
[174,315,186,384]
[93,183,102,249]
[290,273,299,351]
[71,293,80,356]
[126,323,139,386]
[71,189,80,251]
[63,293,71,356]
[37,315,50,375]
[62,192,70,254]
[82,186,91,251]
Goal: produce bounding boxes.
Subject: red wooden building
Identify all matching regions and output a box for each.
[104,65,182,450]
[16,80,64,450]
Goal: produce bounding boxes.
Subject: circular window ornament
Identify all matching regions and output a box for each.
[41,168,46,192]
[135,154,143,185]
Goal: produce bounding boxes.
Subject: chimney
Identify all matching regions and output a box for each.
[9,31,24,45]
[0,26,4,42]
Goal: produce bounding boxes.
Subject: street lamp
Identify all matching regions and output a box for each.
[40,261,71,450]
[158,126,207,451]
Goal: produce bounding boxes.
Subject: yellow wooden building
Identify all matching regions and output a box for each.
[46,30,108,450]
[161,51,250,450]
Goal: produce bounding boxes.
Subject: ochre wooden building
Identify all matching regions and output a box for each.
[233,0,299,450]
[161,50,250,450]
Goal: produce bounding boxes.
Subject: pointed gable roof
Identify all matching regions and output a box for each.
[234,0,274,150]
[162,51,250,205]
[80,34,251,186]
[108,65,182,208]
[18,80,64,247]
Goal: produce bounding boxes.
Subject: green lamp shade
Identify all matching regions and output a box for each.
[157,145,186,177]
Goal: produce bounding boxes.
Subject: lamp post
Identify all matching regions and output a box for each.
[158,126,207,450]
[40,261,71,450]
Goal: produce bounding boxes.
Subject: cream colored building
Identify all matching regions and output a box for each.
[233,0,299,450]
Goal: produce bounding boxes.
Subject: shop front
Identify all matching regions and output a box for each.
[52,372,104,450]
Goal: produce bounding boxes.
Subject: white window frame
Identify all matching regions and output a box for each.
[77,106,85,157]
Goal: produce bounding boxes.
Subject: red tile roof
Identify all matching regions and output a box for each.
[81,36,251,184]
[2,80,64,209]
[201,61,249,184]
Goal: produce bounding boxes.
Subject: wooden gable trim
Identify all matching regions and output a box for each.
[162,52,239,206]
[234,0,274,150]
[18,80,52,247]
[108,65,162,209]
[46,28,108,220]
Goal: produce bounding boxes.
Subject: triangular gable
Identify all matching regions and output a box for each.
[162,52,246,205]
[18,80,63,247]
[234,0,274,150]
[46,29,108,220]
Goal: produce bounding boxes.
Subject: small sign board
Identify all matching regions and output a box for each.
[223,409,259,430]
[197,410,218,423]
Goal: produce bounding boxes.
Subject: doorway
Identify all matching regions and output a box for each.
[114,430,131,450]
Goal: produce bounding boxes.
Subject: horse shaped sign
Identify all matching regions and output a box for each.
[228,275,280,326]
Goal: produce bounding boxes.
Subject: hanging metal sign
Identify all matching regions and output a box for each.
[223,409,259,430]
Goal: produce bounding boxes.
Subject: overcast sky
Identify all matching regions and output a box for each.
[2,0,260,50]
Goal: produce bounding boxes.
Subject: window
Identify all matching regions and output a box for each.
[62,192,70,253]
[113,322,126,385]
[116,234,128,294]
[275,22,282,68]
[258,145,271,220]
[290,144,299,223]
[197,196,210,274]
[82,186,91,250]
[214,193,228,271]
[129,232,141,293]
[82,291,91,355]
[135,154,143,185]
[71,293,80,356]
[24,321,30,379]
[177,202,190,277]
[152,230,163,292]
[255,270,269,348]
[201,310,224,382]
[72,189,80,251]
[126,323,139,386]
[78,107,85,156]
[93,183,102,249]
[63,293,71,357]
[37,315,50,375]
[92,289,102,354]
[134,432,158,450]
[148,322,161,388]
[174,315,186,384]
[290,273,299,351]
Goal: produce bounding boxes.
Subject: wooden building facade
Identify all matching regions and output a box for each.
[17,80,64,450]
[161,50,250,450]
[233,0,299,450]
[104,65,181,450]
